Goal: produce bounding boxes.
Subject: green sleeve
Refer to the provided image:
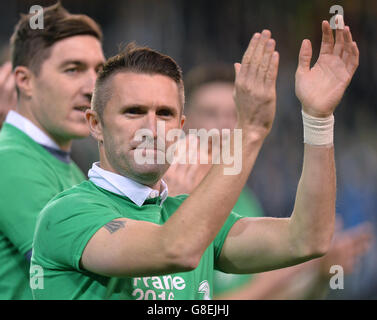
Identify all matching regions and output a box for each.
[32,193,123,271]
[0,151,60,255]
[213,188,264,295]
[170,194,244,266]
[232,187,264,218]
[213,211,243,264]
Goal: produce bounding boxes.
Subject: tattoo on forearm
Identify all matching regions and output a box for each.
[104,220,126,234]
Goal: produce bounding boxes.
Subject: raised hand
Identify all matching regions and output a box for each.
[163,135,212,196]
[0,62,17,127]
[233,30,279,138]
[295,17,359,117]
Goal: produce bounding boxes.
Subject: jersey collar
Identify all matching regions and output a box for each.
[88,162,169,207]
[5,110,62,151]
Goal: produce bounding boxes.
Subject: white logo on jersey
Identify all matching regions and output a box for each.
[131,275,186,300]
[198,280,210,300]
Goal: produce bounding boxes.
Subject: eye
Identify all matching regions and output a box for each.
[64,67,79,74]
[157,108,174,117]
[124,106,145,115]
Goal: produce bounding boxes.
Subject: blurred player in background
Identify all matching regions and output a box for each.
[164,64,372,299]
[0,3,105,299]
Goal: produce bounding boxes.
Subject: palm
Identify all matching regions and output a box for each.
[296,55,350,115]
[295,20,359,117]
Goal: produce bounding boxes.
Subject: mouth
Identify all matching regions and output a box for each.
[132,147,163,152]
[132,142,166,153]
[73,106,91,113]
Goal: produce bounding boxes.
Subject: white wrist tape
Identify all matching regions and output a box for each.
[302,110,334,146]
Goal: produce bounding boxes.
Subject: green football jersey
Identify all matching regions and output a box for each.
[31,180,243,300]
[0,123,85,299]
[213,187,264,297]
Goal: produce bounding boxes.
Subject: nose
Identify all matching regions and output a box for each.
[143,112,159,138]
[82,69,98,102]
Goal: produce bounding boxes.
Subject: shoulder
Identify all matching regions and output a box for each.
[0,132,48,172]
[33,181,124,271]
[37,181,117,225]
[42,181,103,213]
[0,124,35,150]
[0,144,57,200]
[0,141,39,163]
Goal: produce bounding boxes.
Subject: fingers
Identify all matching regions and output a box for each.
[333,223,373,258]
[239,30,272,77]
[350,223,374,252]
[238,29,279,89]
[4,72,16,93]
[0,62,13,86]
[256,38,276,82]
[333,17,345,57]
[346,41,359,75]
[0,62,17,111]
[265,51,279,88]
[234,63,241,79]
[342,26,359,75]
[248,30,271,76]
[319,20,334,55]
[320,16,354,62]
[341,26,352,62]
[240,32,261,74]
[315,18,359,79]
[340,229,372,273]
[297,39,312,73]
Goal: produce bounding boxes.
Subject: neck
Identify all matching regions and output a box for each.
[16,102,72,152]
[98,150,162,191]
[149,180,162,192]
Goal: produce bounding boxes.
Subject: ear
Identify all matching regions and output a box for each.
[180,114,186,129]
[14,66,33,98]
[85,109,104,143]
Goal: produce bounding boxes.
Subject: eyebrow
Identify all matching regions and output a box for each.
[59,60,104,70]
[59,60,85,68]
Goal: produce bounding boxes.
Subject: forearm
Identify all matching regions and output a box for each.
[216,142,336,274]
[290,18,358,260]
[161,131,265,269]
[289,144,336,258]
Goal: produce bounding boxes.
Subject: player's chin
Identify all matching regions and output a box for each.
[132,163,169,182]
[64,122,91,139]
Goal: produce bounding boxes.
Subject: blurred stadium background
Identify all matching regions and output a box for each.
[0,0,376,299]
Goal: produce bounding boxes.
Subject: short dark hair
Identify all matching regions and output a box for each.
[184,63,235,110]
[92,42,184,121]
[10,2,103,75]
